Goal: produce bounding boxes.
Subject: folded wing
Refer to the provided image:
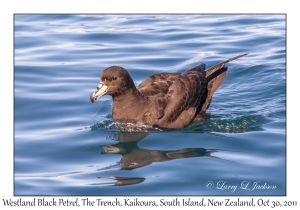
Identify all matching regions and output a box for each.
[155,66,207,128]
[138,54,247,128]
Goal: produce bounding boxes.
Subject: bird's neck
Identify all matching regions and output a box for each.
[112,88,149,121]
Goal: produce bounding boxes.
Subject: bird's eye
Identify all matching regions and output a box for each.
[113,77,117,81]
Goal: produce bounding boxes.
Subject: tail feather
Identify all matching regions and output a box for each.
[194,53,247,121]
[205,53,248,79]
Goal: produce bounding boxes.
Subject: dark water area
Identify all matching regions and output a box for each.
[14,14,286,195]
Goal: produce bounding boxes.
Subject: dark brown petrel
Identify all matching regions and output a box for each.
[90,54,247,128]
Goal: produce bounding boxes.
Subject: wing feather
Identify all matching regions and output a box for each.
[138,73,180,96]
[156,69,206,128]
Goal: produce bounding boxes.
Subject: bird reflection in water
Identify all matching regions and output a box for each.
[96,132,218,186]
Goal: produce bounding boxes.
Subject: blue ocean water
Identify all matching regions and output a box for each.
[14,14,286,196]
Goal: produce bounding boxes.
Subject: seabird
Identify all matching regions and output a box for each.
[90,54,247,128]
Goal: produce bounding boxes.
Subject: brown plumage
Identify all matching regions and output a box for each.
[90,54,247,128]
